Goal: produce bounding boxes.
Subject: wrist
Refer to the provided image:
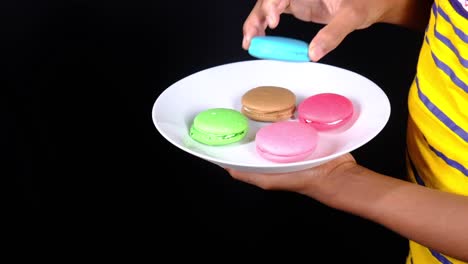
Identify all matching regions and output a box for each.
[300,156,359,203]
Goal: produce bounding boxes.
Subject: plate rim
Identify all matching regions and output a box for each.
[152,59,391,170]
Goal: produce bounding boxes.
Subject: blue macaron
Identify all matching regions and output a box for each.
[248,36,310,62]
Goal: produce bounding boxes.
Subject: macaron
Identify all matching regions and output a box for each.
[241,86,296,122]
[255,121,319,163]
[248,36,310,62]
[189,108,249,146]
[297,93,354,131]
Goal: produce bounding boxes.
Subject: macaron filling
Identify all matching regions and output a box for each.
[241,86,296,122]
[255,121,318,163]
[300,114,352,129]
[297,93,354,131]
[242,106,295,117]
[256,145,314,163]
[190,125,247,144]
[189,108,249,145]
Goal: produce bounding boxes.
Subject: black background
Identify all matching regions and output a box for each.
[4,0,424,261]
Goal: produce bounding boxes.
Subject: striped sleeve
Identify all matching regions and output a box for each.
[406,0,468,263]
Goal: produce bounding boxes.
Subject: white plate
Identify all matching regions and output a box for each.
[152,60,390,173]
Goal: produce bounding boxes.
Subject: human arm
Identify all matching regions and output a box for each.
[227,154,468,261]
[242,0,433,61]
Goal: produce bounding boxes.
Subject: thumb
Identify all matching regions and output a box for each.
[309,8,363,61]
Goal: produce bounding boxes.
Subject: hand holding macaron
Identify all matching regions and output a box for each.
[242,0,395,62]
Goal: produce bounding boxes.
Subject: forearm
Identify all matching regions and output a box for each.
[311,165,468,261]
[382,0,433,30]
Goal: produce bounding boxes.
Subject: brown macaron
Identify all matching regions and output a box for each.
[241,86,296,122]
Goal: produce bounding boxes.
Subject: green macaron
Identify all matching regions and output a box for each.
[189,108,249,146]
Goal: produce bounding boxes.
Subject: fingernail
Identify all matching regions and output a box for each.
[309,45,324,61]
[242,36,248,49]
[267,15,275,27]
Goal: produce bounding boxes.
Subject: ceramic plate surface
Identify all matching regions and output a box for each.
[152,60,390,173]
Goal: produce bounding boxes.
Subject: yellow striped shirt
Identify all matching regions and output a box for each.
[406,0,468,263]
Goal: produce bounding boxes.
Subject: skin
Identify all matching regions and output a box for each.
[241,0,431,61]
[230,0,468,261]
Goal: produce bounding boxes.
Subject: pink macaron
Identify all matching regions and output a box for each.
[255,121,319,163]
[297,93,354,131]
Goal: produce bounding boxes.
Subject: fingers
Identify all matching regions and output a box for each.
[226,168,308,191]
[242,1,267,50]
[262,0,290,28]
[226,154,356,193]
[308,7,364,61]
[242,0,290,50]
[227,169,284,190]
